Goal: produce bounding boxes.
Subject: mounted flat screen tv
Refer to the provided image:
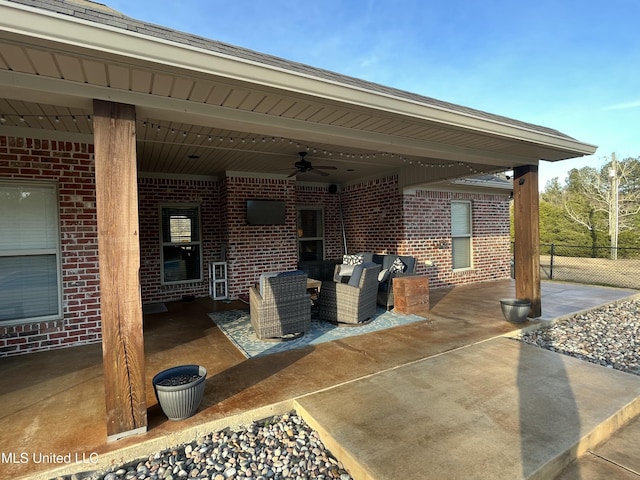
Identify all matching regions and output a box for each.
[246,199,286,225]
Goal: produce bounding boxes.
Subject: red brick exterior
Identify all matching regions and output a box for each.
[0,135,511,357]
[223,176,298,298]
[138,176,223,303]
[401,189,512,288]
[341,175,404,254]
[339,176,511,287]
[295,184,344,260]
[0,136,100,356]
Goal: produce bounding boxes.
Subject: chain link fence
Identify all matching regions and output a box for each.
[539,244,640,289]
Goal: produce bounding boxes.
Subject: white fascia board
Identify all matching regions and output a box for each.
[0,1,597,158]
[0,70,534,167]
[0,124,93,143]
[403,183,512,196]
[224,171,291,181]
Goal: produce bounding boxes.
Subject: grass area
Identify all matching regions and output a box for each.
[540,256,640,289]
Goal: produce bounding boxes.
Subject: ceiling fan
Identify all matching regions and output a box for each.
[287,152,337,177]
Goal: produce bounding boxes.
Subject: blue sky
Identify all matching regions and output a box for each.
[105,0,639,189]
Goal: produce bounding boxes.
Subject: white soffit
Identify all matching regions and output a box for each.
[0,0,597,162]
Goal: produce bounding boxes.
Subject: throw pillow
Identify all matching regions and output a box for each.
[343,253,364,265]
[339,264,356,277]
[390,257,406,273]
[378,268,390,283]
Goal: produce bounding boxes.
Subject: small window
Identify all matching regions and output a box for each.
[297,207,324,261]
[451,201,472,270]
[160,205,202,284]
[0,181,62,324]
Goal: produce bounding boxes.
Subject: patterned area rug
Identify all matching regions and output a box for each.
[209,308,426,358]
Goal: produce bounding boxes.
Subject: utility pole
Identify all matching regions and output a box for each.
[609,152,619,260]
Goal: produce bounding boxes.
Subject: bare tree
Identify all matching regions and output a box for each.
[562,154,640,257]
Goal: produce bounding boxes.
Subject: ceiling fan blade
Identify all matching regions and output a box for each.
[287,170,298,177]
[310,169,329,176]
[312,166,338,170]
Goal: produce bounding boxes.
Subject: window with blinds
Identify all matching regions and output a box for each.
[160,204,202,284]
[0,182,62,324]
[451,200,472,270]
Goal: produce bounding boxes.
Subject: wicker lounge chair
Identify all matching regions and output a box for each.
[249,271,311,339]
[316,262,381,325]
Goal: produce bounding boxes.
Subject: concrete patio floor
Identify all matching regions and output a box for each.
[0,279,638,479]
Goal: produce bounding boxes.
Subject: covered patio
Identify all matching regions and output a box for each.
[0,0,600,445]
[1,279,637,479]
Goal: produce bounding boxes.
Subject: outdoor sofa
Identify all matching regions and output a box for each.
[333,253,417,310]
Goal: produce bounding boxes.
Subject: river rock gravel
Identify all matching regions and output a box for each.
[53,412,352,480]
[515,297,640,376]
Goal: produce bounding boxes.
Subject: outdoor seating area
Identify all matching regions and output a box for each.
[248,253,420,336]
[332,252,418,310]
[1,279,638,480]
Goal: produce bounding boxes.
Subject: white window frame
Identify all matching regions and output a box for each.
[160,203,203,285]
[297,206,325,261]
[451,200,473,270]
[0,180,63,325]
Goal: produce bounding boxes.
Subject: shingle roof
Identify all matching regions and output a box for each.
[7,0,575,141]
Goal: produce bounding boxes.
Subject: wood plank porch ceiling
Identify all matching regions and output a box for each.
[0,0,597,186]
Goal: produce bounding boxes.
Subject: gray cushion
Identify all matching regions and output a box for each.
[359,252,374,263]
[398,255,416,273]
[259,272,280,297]
[338,264,356,277]
[348,261,378,287]
[277,269,305,277]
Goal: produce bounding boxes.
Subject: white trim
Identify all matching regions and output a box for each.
[0,69,586,167]
[404,184,512,196]
[451,200,473,271]
[0,1,597,159]
[0,179,63,325]
[138,172,219,182]
[225,170,291,180]
[0,124,94,144]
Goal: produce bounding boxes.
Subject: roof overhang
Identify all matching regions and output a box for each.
[0,0,597,187]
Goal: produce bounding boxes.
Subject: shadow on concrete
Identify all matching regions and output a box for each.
[518,341,582,479]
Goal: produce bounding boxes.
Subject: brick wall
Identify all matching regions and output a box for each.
[0,136,100,356]
[294,184,344,260]
[401,189,511,287]
[0,134,511,357]
[341,175,404,254]
[223,175,298,298]
[138,176,223,303]
[337,175,511,287]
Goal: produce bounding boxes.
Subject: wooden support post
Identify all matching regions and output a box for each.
[513,165,541,317]
[93,100,147,441]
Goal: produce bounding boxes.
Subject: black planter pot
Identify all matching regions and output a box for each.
[152,364,207,420]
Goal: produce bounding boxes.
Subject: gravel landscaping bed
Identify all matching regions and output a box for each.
[515,297,640,376]
[53,413,352,480]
